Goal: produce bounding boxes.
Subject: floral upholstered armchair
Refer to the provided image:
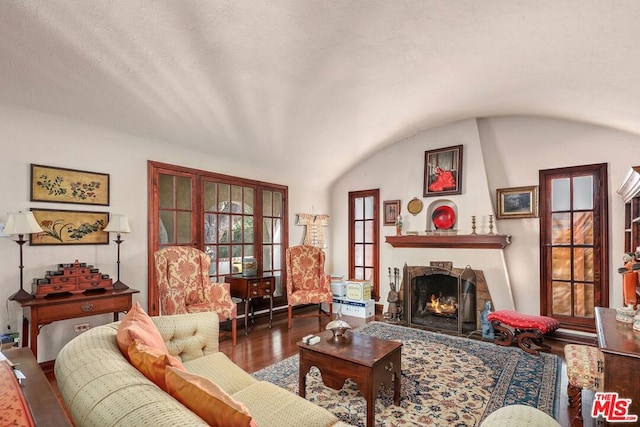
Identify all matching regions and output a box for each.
[154,246,237,346]
[285,245,333,329]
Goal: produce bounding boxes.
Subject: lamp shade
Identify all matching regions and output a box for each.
[104,214,131,233]
[4,211,43,235]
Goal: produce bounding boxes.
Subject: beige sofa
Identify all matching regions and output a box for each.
[55,311,352,427]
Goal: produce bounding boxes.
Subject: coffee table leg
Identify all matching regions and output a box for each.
[364,381,374,427]
[299,356,308,398]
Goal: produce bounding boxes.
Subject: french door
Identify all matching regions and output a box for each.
[539,163,608,332]
[348,189,380,300]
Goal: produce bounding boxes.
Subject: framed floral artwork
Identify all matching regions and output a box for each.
[29,208,109,245]
[383,200,401,225]
[30,164,110,206]
[423,145,463,197]
[496,186,539,219]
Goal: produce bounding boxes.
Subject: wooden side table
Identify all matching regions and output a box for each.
[225,274,274,334]
[3,347,73,426]
[16,288,139,360]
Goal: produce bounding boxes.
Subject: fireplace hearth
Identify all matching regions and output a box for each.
[401,263,491,335]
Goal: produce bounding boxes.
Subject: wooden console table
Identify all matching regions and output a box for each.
[595,307,640,424]
[2,347,72,426]
[226,274,274,334]
[16,288,139,360]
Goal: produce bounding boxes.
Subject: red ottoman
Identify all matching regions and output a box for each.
[487,310,560,356]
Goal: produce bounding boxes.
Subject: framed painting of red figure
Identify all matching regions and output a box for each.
[423,145,463,197]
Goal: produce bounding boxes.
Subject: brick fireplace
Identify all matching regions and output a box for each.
[400,262,493,334]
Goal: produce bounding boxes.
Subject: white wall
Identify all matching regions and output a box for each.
[0,104,326,361]
[331,116,640,317]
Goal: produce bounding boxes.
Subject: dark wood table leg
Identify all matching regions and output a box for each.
[363,379,375,427]
[244,299,249,335]
[299,351,309,398]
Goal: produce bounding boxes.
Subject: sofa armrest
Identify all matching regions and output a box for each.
[152,311,220,362]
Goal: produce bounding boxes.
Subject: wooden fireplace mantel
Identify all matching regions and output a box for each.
[385,234,511,249]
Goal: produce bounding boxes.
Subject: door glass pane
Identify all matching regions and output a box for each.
[552,247,571,280]
[355,244,364,265]
[364,196,374,219]
[204,181,216,211]
[244,217,254,243]
[204,213,216,244]
[218,214,230,243]
[272,246,281,270]
[355,198,364,220]
[552,213,571,244]
[159,211,174,244]
[273,218,282,243]
[263,246,272,271]
[573,212,593,245]
[244,188,254,214]
[573,248,594,281]
[573,176,593,210]
[263,190,272,216]
[273,192,282,217]
[573,282,594,317]
[231,215,242,243]
[364,245,374,265]
[552,281,571,315]
[552,178,570,211]
[355,221,364,243]
[231,186,242,211]
[364,268,373,281]
[176,212,192,243]
[355,267,364,280]
[219,184,230,211]
[263,218,272,243]
[176,177,192,210]
[205,246,217,275]
[364,220,374,243]
[159,174,174,209]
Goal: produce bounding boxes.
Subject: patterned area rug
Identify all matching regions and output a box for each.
[252,321,560,427]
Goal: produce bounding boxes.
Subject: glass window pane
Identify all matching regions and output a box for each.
[159,174,174,209]
[552,247,571,280]
[176,212,191,243]
[355,198,364,220]
[176,177,192,210]
[552,213,571,244]
[574,282,594,318]
[244,187,254,215]
[573,248,594,282]
[231,248,242,273]
[204,213,217,244]
[244,216,254,243]
[263,190,272,216]
[219,184,230,211]
[364,244,374,265]
[355,267,364,280]
[573,176,593,210]
[355,221,364,243]
[364,196,374,219]
[205,246,217,276]
[159,211,174,244]
[273,192,282,217]
[231,215,242,243]
[244,244,254,257]
[552,281,571,315]
[273,218,281,244]
[263,218,272,243]
[272,245,281,270]
[355,244,364,265]
[552,178,570,211]
[263,245,272,271]
[364,220,374,243]
[573,212,593,245]
[218,214,230,243]
[204,181,216,211]
[364,268,373,281]
[274,272,282,297]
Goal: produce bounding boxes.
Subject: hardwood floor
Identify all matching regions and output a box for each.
[49,306,598,427]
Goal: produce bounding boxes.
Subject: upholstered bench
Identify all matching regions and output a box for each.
[564,344,603,427]
[487,310,560,356]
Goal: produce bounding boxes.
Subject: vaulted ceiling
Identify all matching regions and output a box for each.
[2,1,639,184]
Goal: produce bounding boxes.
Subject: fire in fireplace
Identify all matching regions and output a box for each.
[402,263,478,334]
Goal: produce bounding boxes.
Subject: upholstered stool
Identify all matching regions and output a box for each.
[487,310,560,355]
[480,404,560,427]
[564,344,603,427]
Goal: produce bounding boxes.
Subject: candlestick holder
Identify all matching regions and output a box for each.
[488,214,495,235]
[471,215,477,235]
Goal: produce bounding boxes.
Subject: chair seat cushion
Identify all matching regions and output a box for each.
[564,344,601,390]
[488,310,560,333]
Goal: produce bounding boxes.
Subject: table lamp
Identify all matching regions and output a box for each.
[4,211,43,302]
[103,214,130,290]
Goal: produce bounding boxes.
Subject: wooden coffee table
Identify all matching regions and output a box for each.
[298,330,402,427]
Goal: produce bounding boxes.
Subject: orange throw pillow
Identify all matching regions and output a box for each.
[116,301,168,359]
[128,340,186,390]
[165,366,256,427]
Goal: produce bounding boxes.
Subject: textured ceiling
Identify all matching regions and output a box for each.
[2,1,640,185]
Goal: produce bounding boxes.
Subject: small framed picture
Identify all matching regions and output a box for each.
[383,200,401,225]
[496,186,539,219]
[424,145,463,197]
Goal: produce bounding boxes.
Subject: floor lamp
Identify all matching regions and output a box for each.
[104,214,131,290]
[5,211,43,302]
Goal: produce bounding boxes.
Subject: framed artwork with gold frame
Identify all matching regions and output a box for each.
[496,186,539,219]
[383,200,401,225]
[29,208,109,245]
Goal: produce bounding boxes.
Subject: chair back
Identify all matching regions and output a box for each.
[285,245,326,294]
[154,246,211,314]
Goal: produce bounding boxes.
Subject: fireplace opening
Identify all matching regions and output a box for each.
[403,264,478,334]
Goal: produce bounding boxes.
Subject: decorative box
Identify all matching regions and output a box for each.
[345,280,371,301]
[31,259,113,298]
[331,279,346,297]
[322,297,375,318]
